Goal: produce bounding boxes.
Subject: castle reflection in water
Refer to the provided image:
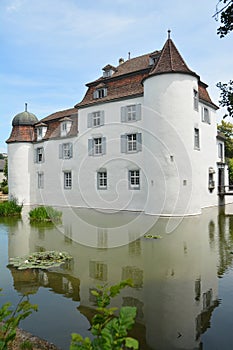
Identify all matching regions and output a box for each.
[5,205,233,350]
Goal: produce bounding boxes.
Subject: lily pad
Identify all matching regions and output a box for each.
[8,251,72,270]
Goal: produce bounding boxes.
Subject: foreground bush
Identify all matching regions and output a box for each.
[0,288,37,350]
[0,197,22,217]
[29,206,62,223]
[1,186,8,195]
[70,280,139,350]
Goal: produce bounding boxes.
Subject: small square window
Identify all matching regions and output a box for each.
[121,104,141,123]
[97,171,107,190]
[88,137,106,156]
[35,147,44,163]
[59,143,73,159]
[202,107,210,124]
[93,88,107,99]
[87,111,104,128]
[121,133,142,153]
[129,170,140,190]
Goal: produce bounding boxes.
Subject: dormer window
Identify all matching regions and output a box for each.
[102,64,116,78]
[93,87,107,99]
[35,123,47,141]
[60,117,72,137]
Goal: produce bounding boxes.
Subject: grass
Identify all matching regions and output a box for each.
[29,206,62,223]
[0,197,22,217]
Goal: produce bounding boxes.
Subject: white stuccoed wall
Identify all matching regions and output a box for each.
[8,142,35,205]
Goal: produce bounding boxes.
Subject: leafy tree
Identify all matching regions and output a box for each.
[217,120,233,157]
[213,0,233,37]
[213,1,233,118]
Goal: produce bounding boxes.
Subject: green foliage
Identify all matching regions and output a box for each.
[0,289,38,350]
[3,159,7,182]
[1,186,8,195]
[217,120,233,158]
[213,0,233,37]
[29,206,62,223]
[217,81,233,119]
[70,280,139,350]
[0,197,22,217]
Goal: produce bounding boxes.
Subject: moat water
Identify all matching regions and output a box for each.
[1,205,233,349]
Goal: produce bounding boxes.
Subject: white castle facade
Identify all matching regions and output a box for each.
[6,35,231,216]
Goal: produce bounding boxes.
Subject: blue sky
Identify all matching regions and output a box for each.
[0,0,232,153]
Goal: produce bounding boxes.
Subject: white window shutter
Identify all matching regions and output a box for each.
[88,139,94,156]
[87,113,93,128]
[59,144,63,159]
[69,143,73,158]
[121,134,127,153]
[136,104,141,121]
[103,88,107,97]
[34,149,37,163]
[93,90,98,99]
[121,106,127,122]
[137,133,142,151]
[41,148,45,163]
[102,137,106,154]
[100,111,105,126]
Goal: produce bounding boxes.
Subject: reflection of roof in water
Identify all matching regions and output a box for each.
[8,266,80,301]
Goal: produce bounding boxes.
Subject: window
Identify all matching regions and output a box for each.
[218,143,223,159]
[93,88,107,99]
[202,107,210,124]
[121,104,141,122]
[89,261,107,281]
[35,147,44,163]
[64,171,72,189]
[88,137,106,156]
[60,120,72,137]
[194,128,200,150]
[129,170,140,189]
[87,111,104,128]
[121,133,142,153]
[97,171,107,189]
[59,143,73,159]
[193,89,199,111]
[36,125,47,141]
[38,172,44,189]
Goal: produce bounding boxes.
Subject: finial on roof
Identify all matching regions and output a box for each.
[128,52,131,60]
[168,29,171,39]
[25,103,28,112]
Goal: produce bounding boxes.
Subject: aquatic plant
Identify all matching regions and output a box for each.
[70,279,139,350]
[0,197,22,217]
[8,251,72,270]
[29,206,62,223]
[0,289,37,350]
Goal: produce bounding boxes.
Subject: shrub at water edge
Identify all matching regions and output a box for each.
[29,206,62,223]
[0,197,22,217]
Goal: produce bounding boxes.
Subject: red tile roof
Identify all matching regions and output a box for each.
[6,125,36,143]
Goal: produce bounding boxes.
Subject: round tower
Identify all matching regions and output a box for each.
[142,34,201,216]
[6,104,38,205]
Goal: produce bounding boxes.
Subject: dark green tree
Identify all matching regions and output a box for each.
[218,120,233,158]
[213,0,233,37]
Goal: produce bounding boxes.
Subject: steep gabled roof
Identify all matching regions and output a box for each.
[41,107,78,122]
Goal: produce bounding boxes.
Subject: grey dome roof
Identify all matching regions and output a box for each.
[12,110,38,126]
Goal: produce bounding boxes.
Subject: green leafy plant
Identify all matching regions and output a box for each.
[70,280,139,350]
[29,206,62,223]
[0,197,22,217]
[0,289,38,350]
[19,340,33,350]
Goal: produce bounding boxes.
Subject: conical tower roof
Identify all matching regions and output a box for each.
[149,31,199,78]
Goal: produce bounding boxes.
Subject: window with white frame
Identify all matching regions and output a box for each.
[121,133,142,153]
[193,89,199,111]
[194,128,200,150]
[37,172,44,189]
[202,107,210,124]
[88,137,106,156]
[129,170,140,189]
[121,104,141,122]
[87,111,104,128]
[64,171,72,189]
[60,120,72,137]
[59,143,73,159]
[93,88,107,99]
[97,171,107,190]
[36,125,47,141]
[35,147,44,163]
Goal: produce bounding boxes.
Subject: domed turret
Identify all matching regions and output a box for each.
[12,103,38,126]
